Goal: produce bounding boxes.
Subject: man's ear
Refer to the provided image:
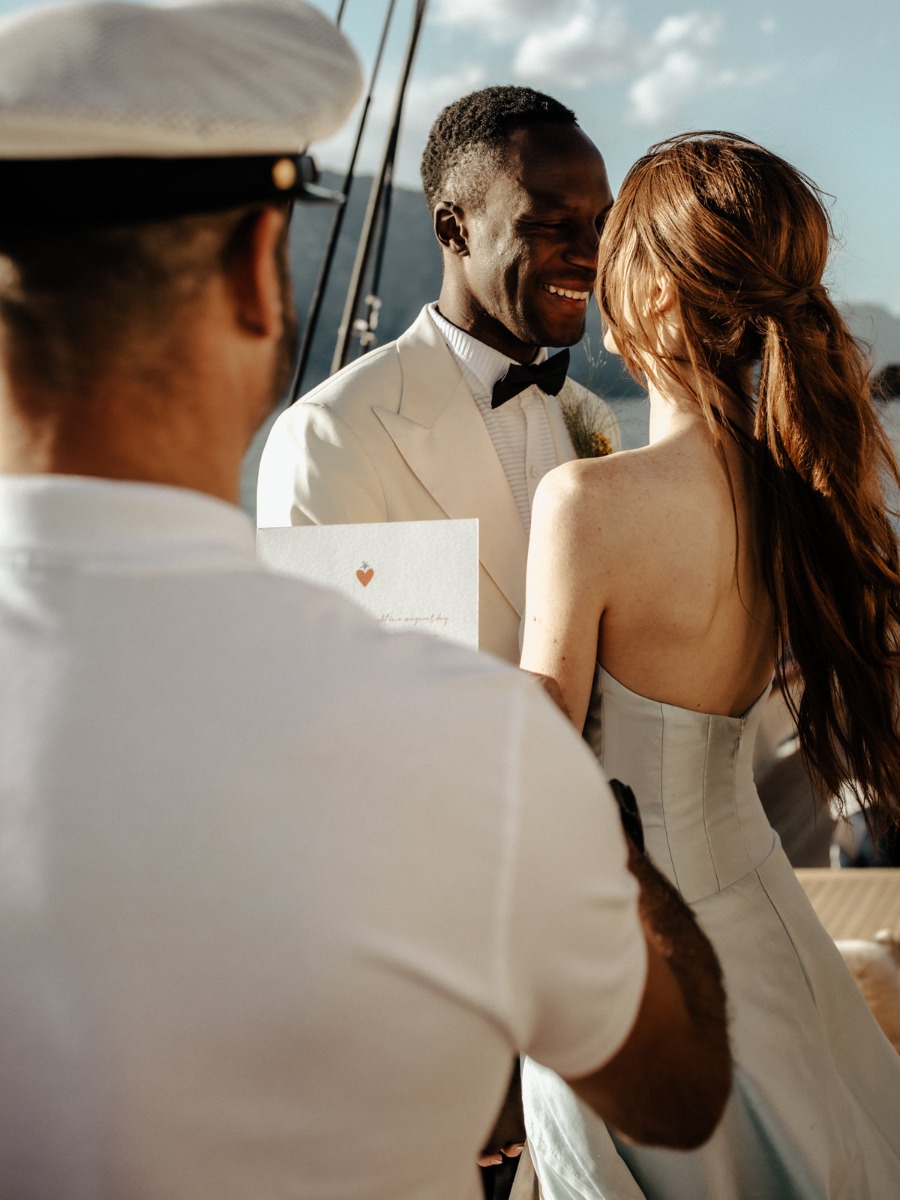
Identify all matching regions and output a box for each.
[433,201,468,257]
[224,206,288,338]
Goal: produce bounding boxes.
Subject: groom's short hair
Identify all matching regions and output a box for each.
[420,85,578,211]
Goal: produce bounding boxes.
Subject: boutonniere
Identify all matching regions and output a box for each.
[559,395,614,459]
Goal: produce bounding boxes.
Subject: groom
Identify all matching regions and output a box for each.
[256,85,620,664]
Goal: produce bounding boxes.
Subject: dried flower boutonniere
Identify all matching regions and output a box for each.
[559,395,615,459]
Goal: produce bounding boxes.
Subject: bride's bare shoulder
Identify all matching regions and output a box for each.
[552,444,655,480]
[538,447,656,509]
[532,449,655,548]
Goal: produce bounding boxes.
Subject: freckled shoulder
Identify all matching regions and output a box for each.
[532,454,622,544]
[539,449,655,557]
[542,448,641,505]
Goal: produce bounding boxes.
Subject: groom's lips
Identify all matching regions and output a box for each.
[542,282,592,304]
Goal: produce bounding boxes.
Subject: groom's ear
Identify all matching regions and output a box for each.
[434,201,468,257]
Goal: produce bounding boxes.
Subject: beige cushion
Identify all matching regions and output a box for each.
[836,932,900,1053]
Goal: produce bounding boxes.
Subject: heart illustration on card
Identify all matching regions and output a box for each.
[356,565,374,587]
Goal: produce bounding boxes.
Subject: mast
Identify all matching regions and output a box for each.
[331,0,429,374]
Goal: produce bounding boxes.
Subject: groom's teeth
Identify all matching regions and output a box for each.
[546,285,589,300]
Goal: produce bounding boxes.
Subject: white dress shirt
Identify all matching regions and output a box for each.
[430,304,564,531]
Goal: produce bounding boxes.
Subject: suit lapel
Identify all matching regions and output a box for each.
[374,308,528,616]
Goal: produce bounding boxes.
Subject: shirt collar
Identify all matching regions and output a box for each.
[0,475,257,572]
[428,303,547,395]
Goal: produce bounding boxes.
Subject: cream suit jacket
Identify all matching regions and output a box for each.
[257,305,620,663]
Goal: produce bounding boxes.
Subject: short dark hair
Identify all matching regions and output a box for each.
[420,85,578,210]
[0,206,260,395]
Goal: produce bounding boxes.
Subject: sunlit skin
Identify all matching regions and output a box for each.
[434,123,613,363]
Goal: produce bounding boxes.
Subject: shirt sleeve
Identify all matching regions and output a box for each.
[497,682,647,1079]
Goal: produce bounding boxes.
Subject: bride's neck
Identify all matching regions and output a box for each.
[646,380,705,443]
[645,368,755,446]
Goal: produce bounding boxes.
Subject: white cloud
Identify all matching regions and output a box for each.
[430,2,776,130]
[629,48,703,126]
[625,12,775,127]
[627,13,721,126]
[514,7,641,87]
[431,0,573,43]
[653,12,719,49]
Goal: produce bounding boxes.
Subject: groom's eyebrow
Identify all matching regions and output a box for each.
[523,188,569,206]
[521,187,602,214]
[520,198,577,217]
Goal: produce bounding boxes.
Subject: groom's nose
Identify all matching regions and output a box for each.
[564,220,601,271]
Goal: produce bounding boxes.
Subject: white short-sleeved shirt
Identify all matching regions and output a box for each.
[0,476,645,1200]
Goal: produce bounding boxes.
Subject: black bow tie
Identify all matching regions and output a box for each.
[491,348,570,409]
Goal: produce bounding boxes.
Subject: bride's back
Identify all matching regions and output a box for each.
[594,419,774,718]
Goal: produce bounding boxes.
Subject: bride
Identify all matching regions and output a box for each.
[520,132,900,1198]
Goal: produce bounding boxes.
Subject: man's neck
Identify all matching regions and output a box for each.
[0,370,247,505]
[435,291,539,364]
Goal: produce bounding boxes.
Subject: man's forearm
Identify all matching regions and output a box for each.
[609,777,726,1044]
[573,779,732,1147]
[626,838,728,1048]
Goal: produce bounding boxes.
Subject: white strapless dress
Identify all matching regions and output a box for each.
[524,669,900,1199]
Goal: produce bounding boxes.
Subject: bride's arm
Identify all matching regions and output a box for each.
[521,462,609,732]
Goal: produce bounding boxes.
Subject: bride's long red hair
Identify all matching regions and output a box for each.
[597,131,900,828]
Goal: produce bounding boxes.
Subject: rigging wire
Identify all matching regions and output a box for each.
[331,0,429,374]
[288,0,399,403]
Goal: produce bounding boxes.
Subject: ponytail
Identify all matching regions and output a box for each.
[756,289,900,829]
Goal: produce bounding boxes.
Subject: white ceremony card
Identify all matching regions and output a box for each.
[256,520,479,648]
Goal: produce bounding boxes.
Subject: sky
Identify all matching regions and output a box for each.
[0,0,897,321]
[315,0,899,320]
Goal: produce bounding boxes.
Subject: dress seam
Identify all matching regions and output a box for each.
[702,715,720,891]
[658,698,681,895]
[733,718,755,871]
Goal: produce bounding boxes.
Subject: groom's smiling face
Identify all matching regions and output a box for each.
[453,123,612,362]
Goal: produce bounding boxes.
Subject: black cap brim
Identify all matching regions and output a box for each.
[0,153,342,227]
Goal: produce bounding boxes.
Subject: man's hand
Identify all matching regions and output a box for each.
[478,1061,526,1165]
[477,1143,525,1168]
[521,669,571,721]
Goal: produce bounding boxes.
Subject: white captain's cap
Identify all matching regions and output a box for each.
[0,0,363,224]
